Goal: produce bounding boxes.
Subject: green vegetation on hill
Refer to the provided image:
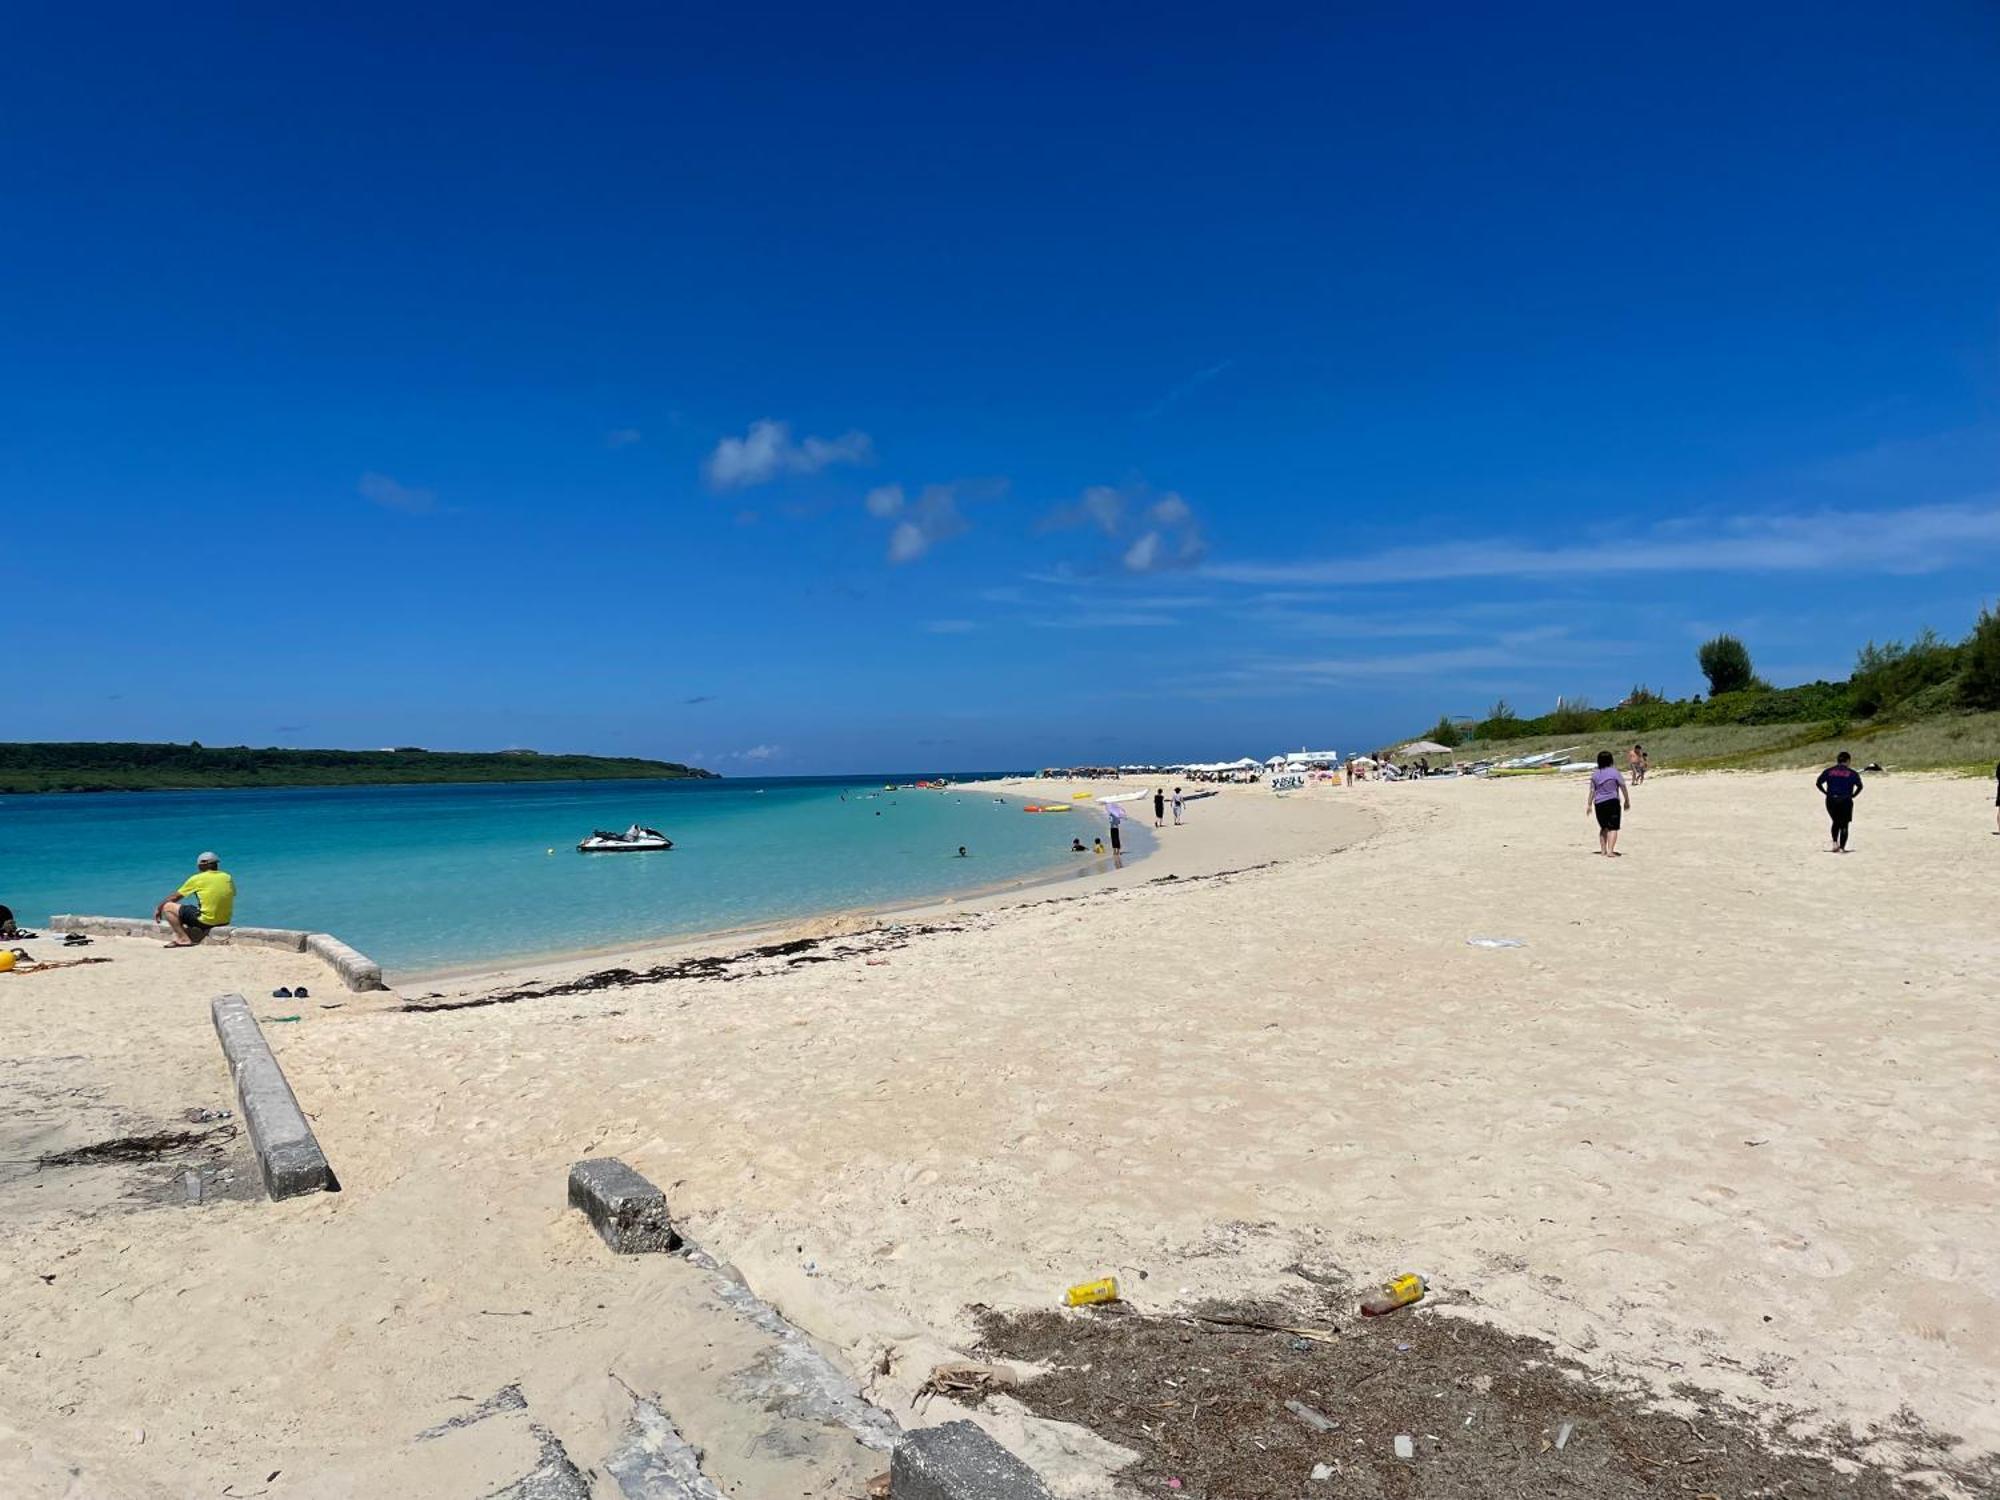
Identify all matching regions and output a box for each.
[1416,610,2000,772]
[0,742,717,793]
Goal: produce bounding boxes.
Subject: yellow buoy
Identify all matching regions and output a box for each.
[0,951,16,973]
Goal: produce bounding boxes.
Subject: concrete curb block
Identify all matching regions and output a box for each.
[52,914,173,941]
[567,1158,681,1253]
[305,932,386,992]
[217,924,312,952]
[891,1421,1057,1499]
[210,992,337,1200]
[52,914,373,978]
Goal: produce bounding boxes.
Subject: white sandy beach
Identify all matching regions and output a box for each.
[3,769,1996,1497]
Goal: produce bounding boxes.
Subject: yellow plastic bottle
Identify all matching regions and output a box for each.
[1064,1276,1120,1307]
[1360,1273,1425,1317]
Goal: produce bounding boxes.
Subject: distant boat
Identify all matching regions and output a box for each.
[577,824,673,853]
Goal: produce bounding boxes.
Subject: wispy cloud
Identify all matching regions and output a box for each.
[1205,500,2000,586]
[925,619,977,633]
[605,427,643,448]
[1039,485,1127,536]
[704,419,873,490]
[1140,358,1234,421]
[358,471,438,514]
[732,743,782,761]
[1030,611,1182,629]
[1040,482,1206,574]
[867,481,987,564]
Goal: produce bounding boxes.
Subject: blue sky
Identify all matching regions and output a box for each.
[5,3,1997,772]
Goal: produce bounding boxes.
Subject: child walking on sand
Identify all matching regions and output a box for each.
[1587,751,1631,856]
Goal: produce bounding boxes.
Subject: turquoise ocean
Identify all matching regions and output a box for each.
[0,776,1147,975]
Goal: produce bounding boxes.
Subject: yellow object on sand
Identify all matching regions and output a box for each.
[1064,1276,1120,1306]
[1069,790,1094,799]
[0,951,15,973]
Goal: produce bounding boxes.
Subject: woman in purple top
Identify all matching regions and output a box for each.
[1586,750,1631,856]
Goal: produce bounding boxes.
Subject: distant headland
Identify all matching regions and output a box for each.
[0,742,717,793]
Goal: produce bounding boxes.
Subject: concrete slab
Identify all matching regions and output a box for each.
[209,992,336,1200]
[891,1422,1056,1500]
[219,924,312,952]
[568,1158,680,1253]
[305,932,386,991]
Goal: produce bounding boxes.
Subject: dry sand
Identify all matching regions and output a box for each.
[3,770,1996,1497]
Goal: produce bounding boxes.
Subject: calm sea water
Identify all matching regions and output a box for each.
[0,775,1150,974]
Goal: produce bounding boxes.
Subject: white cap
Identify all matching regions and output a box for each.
[197,851,220,867]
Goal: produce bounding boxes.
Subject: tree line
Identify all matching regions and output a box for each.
[0,742,717,793]
[1418,605,2000,747]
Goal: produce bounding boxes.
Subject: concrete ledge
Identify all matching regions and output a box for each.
[892,1422,1056,1500]
[306,932,385,992]
[210,992,336,1200]
[568,1158,680,1253]
[219,924,312,952]
[50,914,164,941]
[53,914,327,959]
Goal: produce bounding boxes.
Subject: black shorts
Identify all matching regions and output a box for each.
[1109,824,1122,850]
[1826,796,1853,825]
[1594,799,1621,831]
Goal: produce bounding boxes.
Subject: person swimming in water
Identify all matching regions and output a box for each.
[1092,837,1105,854]
[956,846,968,858]
[1070,838,1086,853]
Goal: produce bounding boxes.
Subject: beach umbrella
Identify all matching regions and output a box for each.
[1397,739,1453,756]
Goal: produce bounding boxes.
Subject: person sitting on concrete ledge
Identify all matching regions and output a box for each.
[157,851,234,947]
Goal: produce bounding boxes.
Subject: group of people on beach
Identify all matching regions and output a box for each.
[1582,745,1959,856]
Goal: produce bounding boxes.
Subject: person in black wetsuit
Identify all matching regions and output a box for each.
[1816,751,1863,853]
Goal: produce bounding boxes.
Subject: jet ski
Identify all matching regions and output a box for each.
[577,824,673,853]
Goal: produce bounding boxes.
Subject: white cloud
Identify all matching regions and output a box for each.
[358,472,437,514]
[605,428,643,448]
[876,482,972,564]
[1042,482,1206,573]
[1204,499,2000,586]
[735,744,782,761]
[704,419,873,490]
[1123,531,1163,572]
[1040,484,1126,535]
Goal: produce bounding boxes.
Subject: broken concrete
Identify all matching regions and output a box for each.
[488,1424,593,1500]
[209,992,336,1200]
[604,1394,728,1500]
[568,1158,680,1253]
[681,1243,901,1451]
[891,1422,1056,1500]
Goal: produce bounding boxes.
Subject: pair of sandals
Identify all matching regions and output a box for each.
[62,933,91,947]
[272,985,311,999]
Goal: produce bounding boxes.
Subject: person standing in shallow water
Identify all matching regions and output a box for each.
[1586,750,1630,857]
[1816,751,1863,853]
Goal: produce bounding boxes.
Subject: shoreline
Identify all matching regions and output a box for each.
[402,776,1373,991]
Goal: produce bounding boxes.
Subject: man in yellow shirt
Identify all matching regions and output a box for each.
[157,851,235,947]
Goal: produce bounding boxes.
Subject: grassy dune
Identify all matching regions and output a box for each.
[1449,713,2000,774]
